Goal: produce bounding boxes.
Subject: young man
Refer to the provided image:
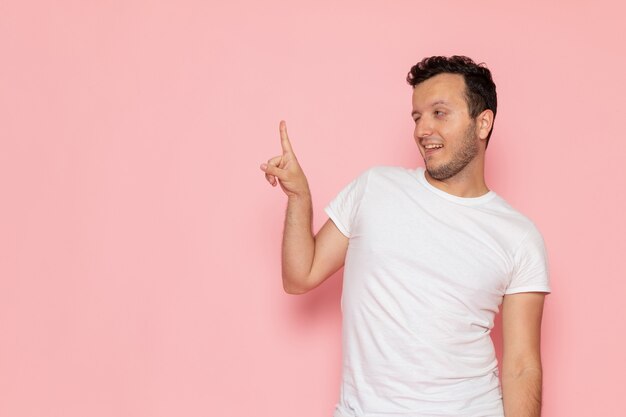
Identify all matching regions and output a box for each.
[260,55,550,417]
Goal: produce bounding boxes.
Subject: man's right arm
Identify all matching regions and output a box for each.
[260,120,348,294]
[282,193,348,293]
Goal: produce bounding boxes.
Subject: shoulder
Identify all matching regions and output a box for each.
[337,165,413,199]
[477,195,548,255]
[488,195,542,232]
[362,164,414,180]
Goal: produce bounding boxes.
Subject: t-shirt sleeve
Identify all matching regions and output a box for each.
[505,226,551,295]
[323,168,371,238]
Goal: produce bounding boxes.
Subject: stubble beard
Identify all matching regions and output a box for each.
[425,123,479,181]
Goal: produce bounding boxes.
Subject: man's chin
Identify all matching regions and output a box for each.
[426,165,453,181]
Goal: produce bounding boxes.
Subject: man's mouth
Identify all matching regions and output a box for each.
[424,144,443,157]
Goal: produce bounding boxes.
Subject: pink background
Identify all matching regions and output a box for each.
[1,1,625,416]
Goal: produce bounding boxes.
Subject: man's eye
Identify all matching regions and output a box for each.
[435,111,445,117]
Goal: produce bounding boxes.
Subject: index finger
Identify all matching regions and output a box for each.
[279,120,294,154]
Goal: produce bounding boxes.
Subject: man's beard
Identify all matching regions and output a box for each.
[425,123,479,181]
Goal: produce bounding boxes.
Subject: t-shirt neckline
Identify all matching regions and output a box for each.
[413,167,497,206]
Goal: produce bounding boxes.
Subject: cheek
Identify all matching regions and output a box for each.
[413,125,419,138]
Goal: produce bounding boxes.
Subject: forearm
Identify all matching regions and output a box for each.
[502,367,543,417]
[281,193,315,293]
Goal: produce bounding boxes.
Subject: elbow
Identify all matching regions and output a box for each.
[283,284,310,295]
[282,277,311,295]
[283,286,308,295]
[502,360,543,380]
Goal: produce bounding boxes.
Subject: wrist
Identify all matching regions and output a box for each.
[288,192,312,202]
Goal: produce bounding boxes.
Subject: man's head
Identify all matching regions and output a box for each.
[407,56,497,181]
[407,55,497,147]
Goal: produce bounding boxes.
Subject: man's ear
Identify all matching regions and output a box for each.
[476,109,494,141]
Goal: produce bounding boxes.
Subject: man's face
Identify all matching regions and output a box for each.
[411,73,481,181]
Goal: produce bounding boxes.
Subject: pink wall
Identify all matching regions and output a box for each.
[1,1,624,416]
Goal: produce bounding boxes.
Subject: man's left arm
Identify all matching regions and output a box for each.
[501,291,547,417]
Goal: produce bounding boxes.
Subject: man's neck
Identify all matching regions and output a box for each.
[424,159,489,198]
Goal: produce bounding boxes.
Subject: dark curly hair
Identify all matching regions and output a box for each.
[406,55,497,147]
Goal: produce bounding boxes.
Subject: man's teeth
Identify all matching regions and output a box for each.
[425,144,443,149]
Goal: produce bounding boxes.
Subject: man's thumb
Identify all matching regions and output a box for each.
[260,163,283,177]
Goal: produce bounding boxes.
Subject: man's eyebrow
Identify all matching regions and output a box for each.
[430,100,449,107]
[411,100,449,117]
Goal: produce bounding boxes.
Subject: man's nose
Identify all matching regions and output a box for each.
[414,118,433,138]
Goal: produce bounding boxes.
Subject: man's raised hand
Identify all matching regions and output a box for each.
[260,120,311,198]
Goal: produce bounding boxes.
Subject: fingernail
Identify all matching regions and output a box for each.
[260,163,267,170]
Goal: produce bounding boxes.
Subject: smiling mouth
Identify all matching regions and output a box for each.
[424,145,443,157]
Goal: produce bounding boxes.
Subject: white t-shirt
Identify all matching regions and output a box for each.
[324,166,551,417]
